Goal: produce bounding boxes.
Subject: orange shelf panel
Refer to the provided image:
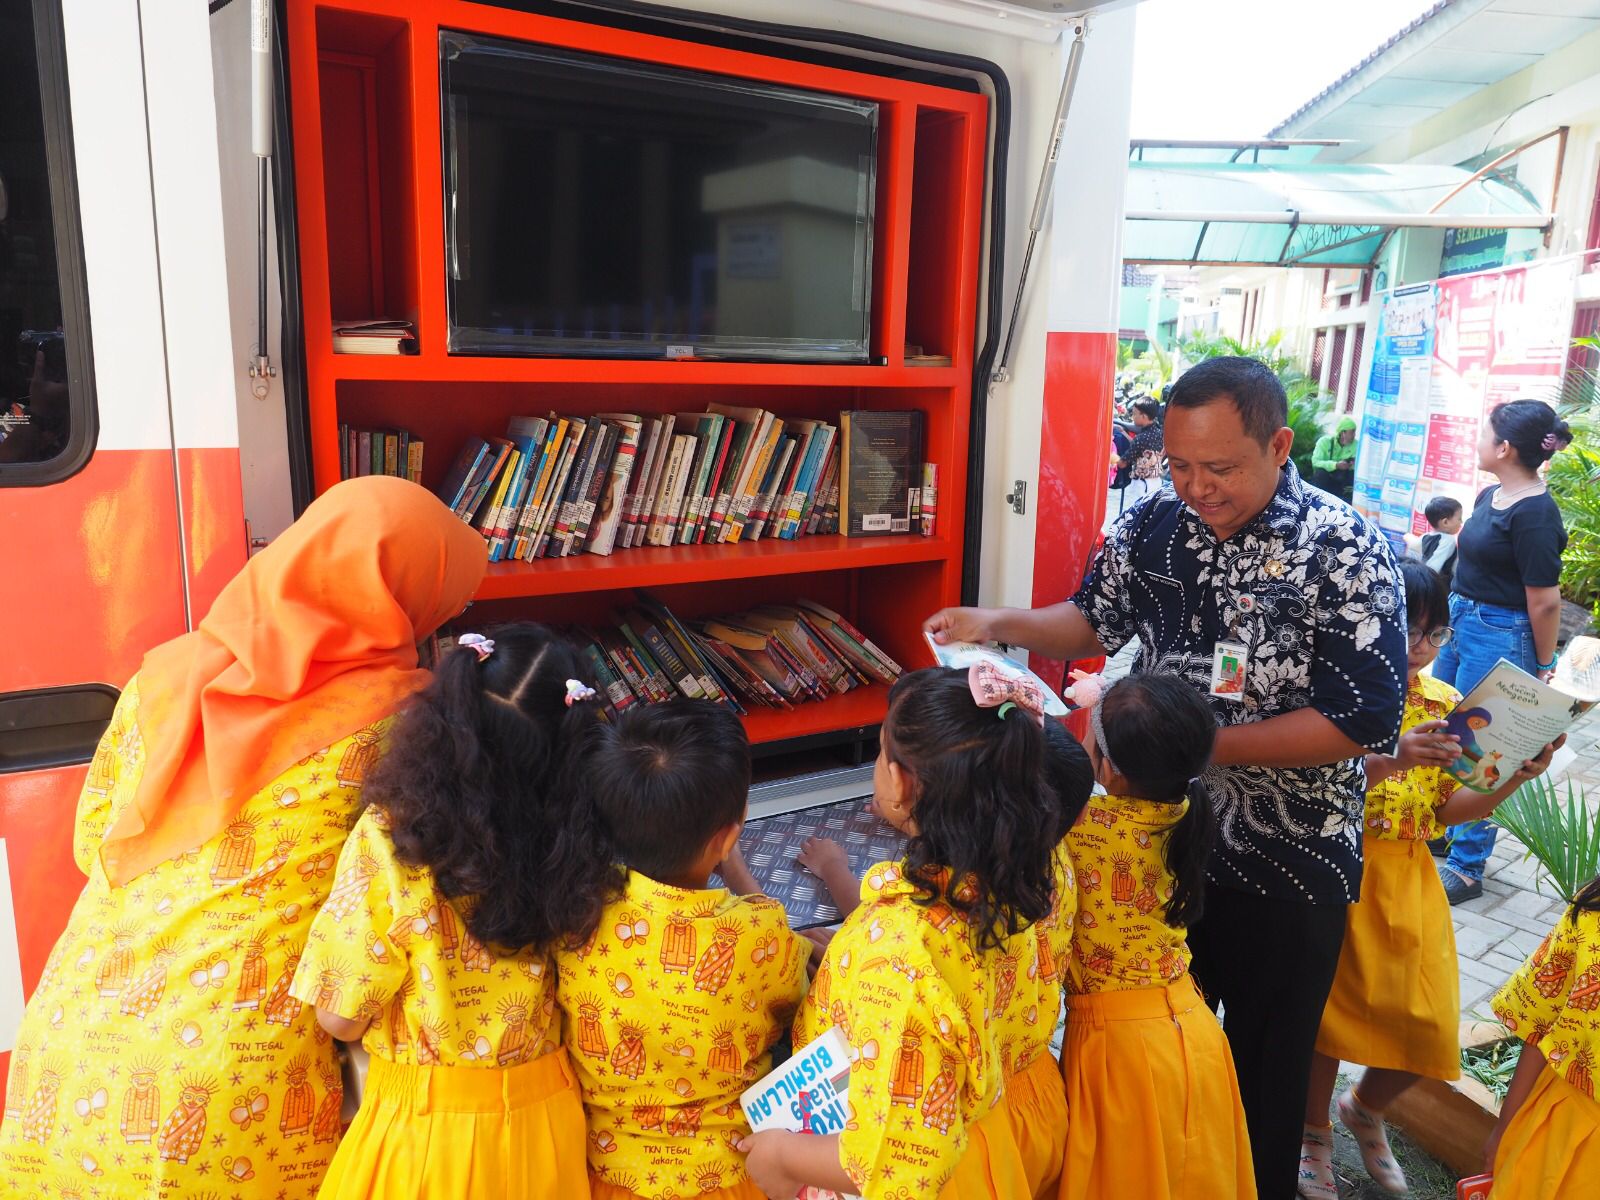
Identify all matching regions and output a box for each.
[475,535,954,600]
[325,352,960,389]
[742,684,890,745]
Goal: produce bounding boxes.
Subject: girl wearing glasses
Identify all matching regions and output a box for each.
[1297,560,1563,1199]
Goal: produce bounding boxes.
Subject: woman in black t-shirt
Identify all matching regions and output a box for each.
[1432,400,1571,903]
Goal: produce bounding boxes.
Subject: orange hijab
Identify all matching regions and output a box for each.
[100,476,487,885]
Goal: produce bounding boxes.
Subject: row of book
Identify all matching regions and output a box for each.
[435,407,933,563]
[339,424,424,483]
[333,318,417,355]
[564,595,903,717]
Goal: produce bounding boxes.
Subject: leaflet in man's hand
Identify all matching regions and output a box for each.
[1443,659,1597,794]
[923,631,1070,715]
[740,1027,858,1200]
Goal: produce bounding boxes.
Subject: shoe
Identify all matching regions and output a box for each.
[1426,836,1448,857]
[1298,1124,1338,1199]
[1439,866,1483,906]
[1337,1088,1409,1194]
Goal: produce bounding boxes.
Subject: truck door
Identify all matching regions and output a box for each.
[0,0,202,1090]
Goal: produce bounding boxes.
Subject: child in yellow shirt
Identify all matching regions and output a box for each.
[743,663,1063,1199]
[292,624,615,1199]
[1484,875,1600,1198]
[1300,561,1560,1199]
[795,713,1092,1200]
[1062,673,1254,1200]
[554,700,808,1200]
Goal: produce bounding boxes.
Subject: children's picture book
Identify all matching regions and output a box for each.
[740,1026,858,1200]
[923,632,1070,717]
[1442,657,1599,793]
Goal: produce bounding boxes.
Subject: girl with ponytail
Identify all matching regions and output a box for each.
[743,665,1064,1200]
[291,622,614,1200]
[1058,672,1255,1200]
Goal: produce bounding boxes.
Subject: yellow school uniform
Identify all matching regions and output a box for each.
[995,847,1074,1199]
[1060,794,1254,1200]
[1488,906,1600,1199]
[0,680,386,1199]
[553,871,808,1200]
[794,861,1033,1200]
[1317,674,1463,1079]
[290,809,587,1199]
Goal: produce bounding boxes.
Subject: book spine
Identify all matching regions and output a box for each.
[551,420,599,556]
[776,424,818,539]
[407,440,423,484]
[725,417,776,543]
[569,423,619,555]
[478,449,518,543]
[636,620,705,700]
[588,423,640,556]
[514,421,565,560]
[648,436,686,547]
[706,418,750,544]
[685,418,722,544]
[921,462,938,537]
[338,424,350,480]
[384,433,399,478]
[671,422,713,546]
[749,436,798,541]
[635,416,676,549]
[603,635,657,704]
[618,626,677,702]
[622,419,660,550]
[357,431,372,478]
[532,435,582,558]
[579,641,635,718]
[696,417,736,544]
[807,442,840,535]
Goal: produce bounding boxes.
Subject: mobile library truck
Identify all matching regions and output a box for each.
[0,0,1137,1083]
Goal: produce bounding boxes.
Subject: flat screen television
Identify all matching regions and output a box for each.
[440,32,879,362]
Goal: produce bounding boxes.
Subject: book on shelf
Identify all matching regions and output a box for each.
[588,416,643,557]
[904,343,952,368]
[332,318,417,355]
[740,1026,857,1200]
[436,437,492,513]
[920,463,938,537]
[461,438,513,525]
[631,415,676,548]
[339,424,423,483]
[561,594,901,715]
[839,410,924,536]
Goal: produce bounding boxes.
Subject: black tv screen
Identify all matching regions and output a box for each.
[440,32,878,361]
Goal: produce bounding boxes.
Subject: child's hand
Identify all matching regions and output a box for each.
[1511,734,1565,783]
[801,926,836,971]
[1394,720,1459,772]
[738,1130,804,1199]
[796,837,849,881]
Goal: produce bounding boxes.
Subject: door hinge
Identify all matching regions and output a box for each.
[1005,481,1027,515]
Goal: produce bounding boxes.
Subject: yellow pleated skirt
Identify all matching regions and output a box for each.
[1058,974,1256,1200]
[1002,1051,1070,1199]
[1316,837,1460,1079]
[1489,1064,1600,1200]
[935,1095,1032,1199]
[315,1050,590,1200]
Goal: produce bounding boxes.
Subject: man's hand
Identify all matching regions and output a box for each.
[923,607,998,645]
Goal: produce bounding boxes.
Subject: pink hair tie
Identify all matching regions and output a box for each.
[564,679,597,707]
[967,661,1045,726]
[457,633,495,662]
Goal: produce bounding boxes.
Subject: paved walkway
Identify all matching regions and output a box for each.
[1099,638,1598,1017]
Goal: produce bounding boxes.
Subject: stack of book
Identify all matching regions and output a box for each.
[569,595,902,719]
[332,319,417,355]
[435,407,869,561]
[339,424,423,483]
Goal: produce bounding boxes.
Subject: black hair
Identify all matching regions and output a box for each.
[1043,720,1094,843]
[1399,557,1450,636]
[1487,399,1572,470]
[1423,496,1463,526]
[1572,874,1600,916]
[586,700,751,883]
[1096,674,1218,927]
[1165,356,1287,447]
[363,623,617,950]
[883,668,1057,950]
[1131,398,1162,422]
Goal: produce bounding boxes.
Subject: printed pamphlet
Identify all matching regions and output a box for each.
[1443,658,1597,793]
[740,1027,858,1200]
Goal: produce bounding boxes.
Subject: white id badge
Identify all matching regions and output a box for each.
[1210,640,1249,699]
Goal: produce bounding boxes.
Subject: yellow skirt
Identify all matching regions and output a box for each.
[316,1050,589,1200]
[1058,975,1255,1200]
[936,1096,1031,1199]
[1002,1051,1069,1199]
[1489,1064,1600,1200]
[1316,837,1460,1079]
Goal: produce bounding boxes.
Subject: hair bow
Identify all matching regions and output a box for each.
[1542,432,1562,451]
[967,661,1045,726]
[564,679,597,708]
[457,632,495,662]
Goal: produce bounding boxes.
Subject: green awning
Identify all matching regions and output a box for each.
[1122,159,1549,268]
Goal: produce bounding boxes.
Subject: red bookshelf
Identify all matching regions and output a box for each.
[286,0,987,747]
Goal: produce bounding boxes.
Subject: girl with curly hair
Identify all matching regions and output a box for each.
[292,623,615,1199]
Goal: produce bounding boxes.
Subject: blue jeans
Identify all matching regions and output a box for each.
[1432,595,1538,883]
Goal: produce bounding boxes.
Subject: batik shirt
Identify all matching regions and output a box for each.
[793,862,1006,1200]
[291,809,560,1070]
[0,678,384,1200]
[1065,794,1192,994]
[1491,907,1600,1100]
[553,871,807,1200]
[992,847,1075,1080]
[1072,462,1407,902]
[1363,674,1462,843]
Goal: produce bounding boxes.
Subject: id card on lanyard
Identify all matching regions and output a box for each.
[1209,589,1254,700]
